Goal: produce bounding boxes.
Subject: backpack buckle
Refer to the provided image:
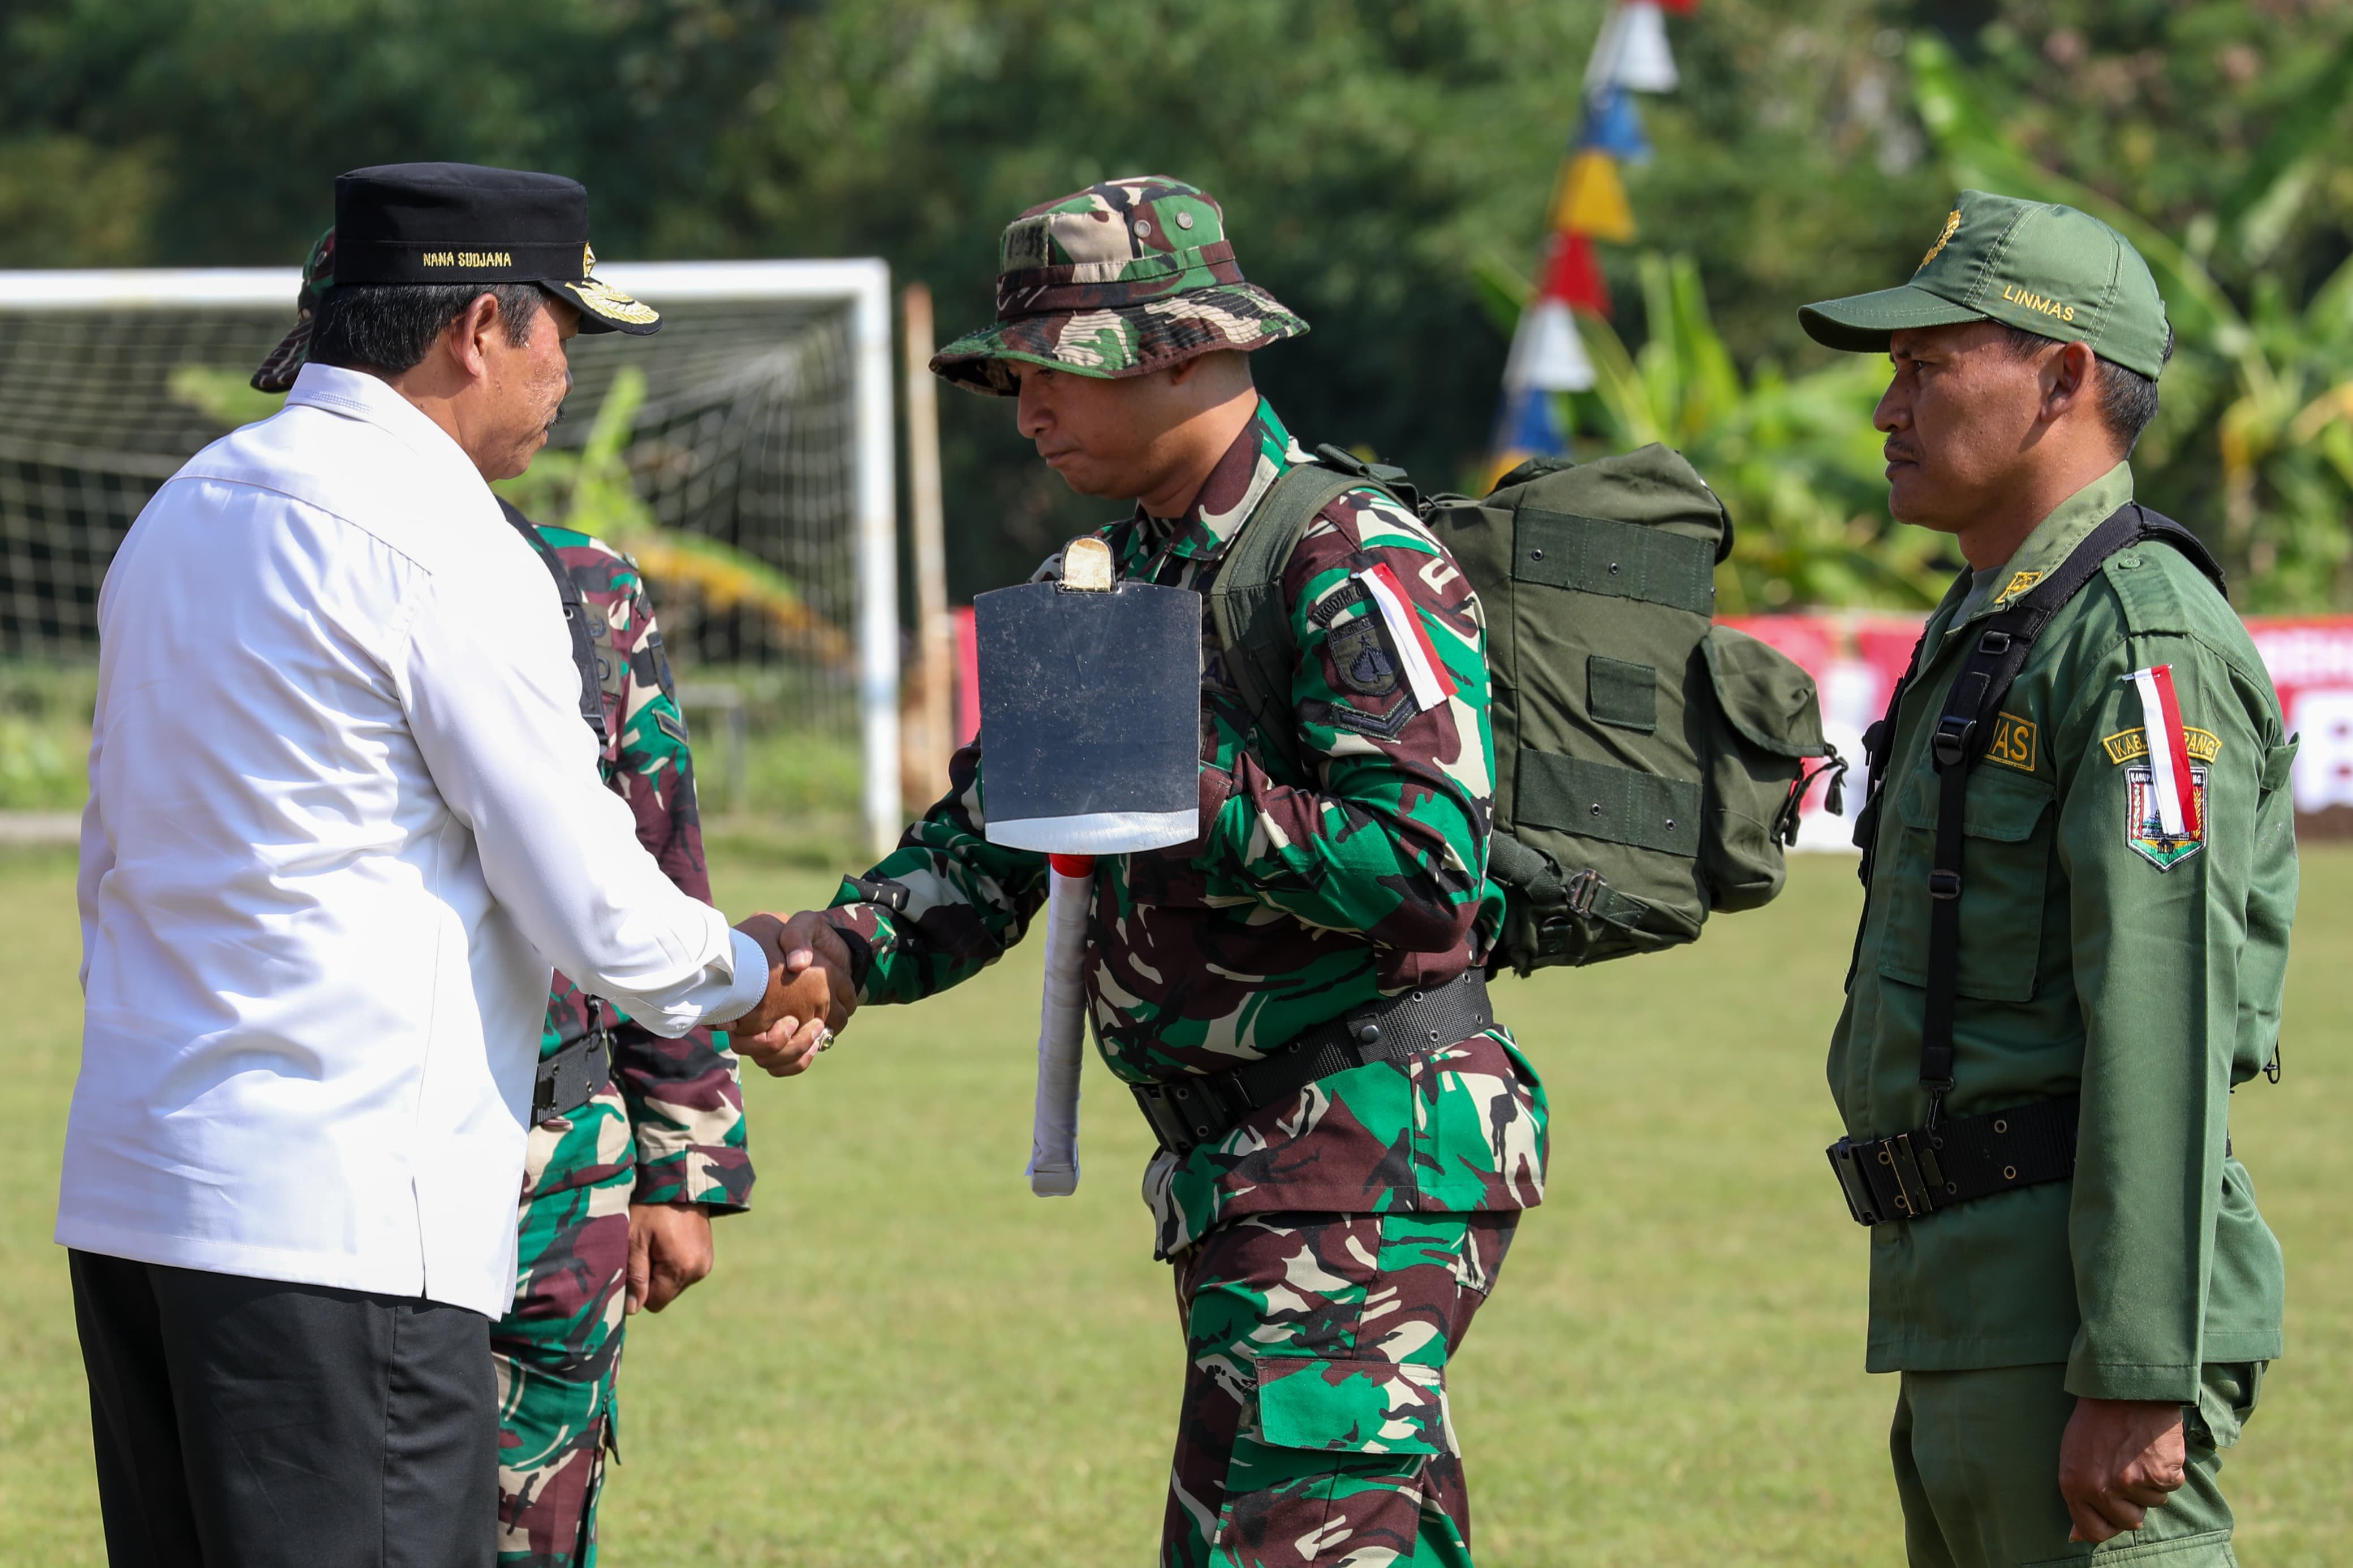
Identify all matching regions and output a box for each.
[1978,629,2012,655]
[1931,719,1975,768]
[1563,867,1608,917]
[1927,869,1961,900]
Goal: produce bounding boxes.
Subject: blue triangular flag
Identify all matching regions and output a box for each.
[1579,86,1651,163]
[1493,379,1570,461]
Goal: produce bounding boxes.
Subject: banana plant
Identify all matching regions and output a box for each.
[493,368,851,666]
[1910,34,2353,611]
[1477,250,1950,611]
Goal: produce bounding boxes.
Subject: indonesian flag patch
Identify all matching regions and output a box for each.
[1353,563,1455,714]
[2122,664,2205,870]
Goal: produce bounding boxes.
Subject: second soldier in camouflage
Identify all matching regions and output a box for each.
[772,176,1546,1567]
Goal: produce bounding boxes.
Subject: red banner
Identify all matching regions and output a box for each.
[955,607,2353,844]
[1730,614,2353,846]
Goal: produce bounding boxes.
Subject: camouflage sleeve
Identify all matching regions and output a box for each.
[580,547,751,1211]
[1197,490,1495,977]
[822,741,1052,1005]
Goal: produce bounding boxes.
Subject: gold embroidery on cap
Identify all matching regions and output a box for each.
[2000,284,2077,323]
[583,243,596,277]
[572,277,658,324]
[1918,210,1962,271]
[2102,727,2222,766]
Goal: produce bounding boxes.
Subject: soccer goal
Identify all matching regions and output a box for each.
[0,260,901,854]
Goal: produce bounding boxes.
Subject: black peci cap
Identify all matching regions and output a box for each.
[332,161,659,334]
[251,165,659,392]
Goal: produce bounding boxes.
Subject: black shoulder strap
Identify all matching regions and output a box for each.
[498,499,610,744]
[1913,502,2220,1121]
[1206,445,1407,780]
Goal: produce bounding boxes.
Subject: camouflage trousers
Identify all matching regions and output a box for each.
[492,1085,636,1568]
[1165,1211,1516,1567]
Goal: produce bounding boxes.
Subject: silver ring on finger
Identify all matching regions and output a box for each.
[815,1027,835,1052]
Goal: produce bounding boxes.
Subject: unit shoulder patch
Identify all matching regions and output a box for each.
[2102,727,2222,766]
[2124,761,2207,869]
[1325,614,1400,698]
[1985,711,2038,774]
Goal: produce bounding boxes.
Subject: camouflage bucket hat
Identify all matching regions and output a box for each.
[931,176,1308,396]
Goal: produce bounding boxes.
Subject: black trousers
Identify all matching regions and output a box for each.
[70,1250,498,1568]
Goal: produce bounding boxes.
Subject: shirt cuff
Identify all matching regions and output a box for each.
[702,927,773,1026]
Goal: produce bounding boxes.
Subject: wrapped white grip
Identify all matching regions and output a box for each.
[1026,864,1092,1196]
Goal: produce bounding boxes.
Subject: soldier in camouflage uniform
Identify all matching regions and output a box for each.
[491,519,754,1568]
[760,178,1546,1567]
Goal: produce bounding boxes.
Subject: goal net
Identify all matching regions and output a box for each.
[0,260,900,852]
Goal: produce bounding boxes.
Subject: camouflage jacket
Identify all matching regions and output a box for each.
[825,402,1545,1255]
[533,524,753,1212]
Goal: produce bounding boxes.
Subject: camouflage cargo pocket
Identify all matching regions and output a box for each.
[1248,1354,1455,1457]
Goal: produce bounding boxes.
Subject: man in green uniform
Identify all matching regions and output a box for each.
[748,176,1546,1567]
[1799,191,2294,1565]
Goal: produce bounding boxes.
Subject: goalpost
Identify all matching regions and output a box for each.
[0,259,902,856]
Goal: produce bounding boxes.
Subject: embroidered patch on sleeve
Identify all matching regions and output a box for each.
[1985,712,2038,774]
[2124,761,2207,869]
[1326,615,1400,699]
[2101,727,2221,766]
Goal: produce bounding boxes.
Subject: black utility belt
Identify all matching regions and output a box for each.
[1827,1094,2079,1226]
[1130,970,1495,1158]
[533,1023,613,1122]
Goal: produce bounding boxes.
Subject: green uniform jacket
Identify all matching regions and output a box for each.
[1831,463,2294,1403]
[824,400,1545,1259]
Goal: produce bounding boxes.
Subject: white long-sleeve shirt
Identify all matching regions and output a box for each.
[59,364,769,1317]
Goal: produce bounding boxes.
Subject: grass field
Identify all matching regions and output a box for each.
[1,847,2345,1565]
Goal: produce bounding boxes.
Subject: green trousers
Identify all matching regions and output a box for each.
[1165,1212,1517,1567]
[1890,1362,2262,1567]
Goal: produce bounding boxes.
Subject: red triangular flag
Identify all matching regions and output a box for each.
[1541,232,1611,317]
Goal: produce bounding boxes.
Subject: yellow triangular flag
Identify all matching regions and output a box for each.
[1551,149,1636,244]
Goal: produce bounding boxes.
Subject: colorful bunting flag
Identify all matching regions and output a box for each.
[1552,150,1636,245]
[1505,293,1596,392]
[1610,2,1680,93]
[1580,85,1652,162]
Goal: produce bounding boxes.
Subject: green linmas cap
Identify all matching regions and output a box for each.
[1798,190,2170,379]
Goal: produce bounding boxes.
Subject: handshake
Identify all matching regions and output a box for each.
[727,912,860,1077]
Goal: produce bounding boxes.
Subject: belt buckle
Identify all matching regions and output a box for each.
[1875,1133,1937,1219]
[533,1026,613,1122]
[1132,1081,1218,1156]
[1826,1139,1881,1226]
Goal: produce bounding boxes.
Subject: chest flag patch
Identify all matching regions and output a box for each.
[2123,663,2204,868]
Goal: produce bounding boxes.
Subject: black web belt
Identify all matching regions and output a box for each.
[1131,970,1494,1157]
[1828,1095,2079,1226]
[532,1001,614,1121]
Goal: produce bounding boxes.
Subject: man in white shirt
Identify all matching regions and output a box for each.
[61,163,839,1568]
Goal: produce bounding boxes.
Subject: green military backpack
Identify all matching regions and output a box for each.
[1209,443,1846,975]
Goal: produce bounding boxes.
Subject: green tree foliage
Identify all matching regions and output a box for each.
[9,1,2353,605]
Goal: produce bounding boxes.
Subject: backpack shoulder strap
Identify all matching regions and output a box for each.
[1914,501,2185,1119]
[1207,455,1385,779]
[499,499,610,744]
